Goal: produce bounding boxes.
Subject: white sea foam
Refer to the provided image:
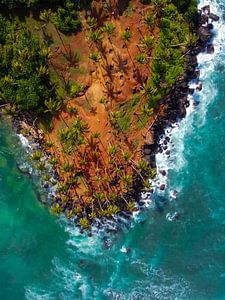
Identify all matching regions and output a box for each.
[17,133,32,151]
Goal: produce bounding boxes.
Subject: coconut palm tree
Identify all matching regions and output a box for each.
[122,174,133,190]
[50,203,63,215]
[79,217,90,229]
[121,28,135,67]
[126,201,136,212]
[141,103,154,117]
[88,50,100,63]
[135,52,148,65]
[121,28,132,42]
[142,179,152,191]
[94,192,105,210]
[143,11,156,30]
[105,204,120,217]
[88,29,103,48]
[103,22,116,44]
[86,16,98,29]
[44,97,62,114]
[140,36,154,53]
[40,9,69,55]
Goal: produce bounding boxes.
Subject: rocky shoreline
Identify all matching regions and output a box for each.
[11,112,61,205]
[1,5,219,231]
[143,5,219,172]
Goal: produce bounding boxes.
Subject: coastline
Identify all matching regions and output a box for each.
[142,4,218,194]
[2,3,219,231]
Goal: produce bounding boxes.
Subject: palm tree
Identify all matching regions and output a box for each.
[142,179,152,191]
[141,103,154,117]
[50,203,63,215]
[121,28,135,67]
[105,204,120,217]
[88,50,100,63]
[103,22,116,44]
[143,11,156,30]
[62,162,74,173]
[60,118,89,154]
[79,217,90,229]
[88,29,103,48]
[126,201,137,212]
[122,174,133,190]
[94,192,105,210]
[44,97,62,114]
[40,9,71,62]
[140,36,154,53]
[86,16,98,29]
[135,52,148,65]
[108,144,118,156]
[121,28,132,42]
[136,159,149,170]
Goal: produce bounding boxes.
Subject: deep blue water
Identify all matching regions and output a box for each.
[1,0,225,299]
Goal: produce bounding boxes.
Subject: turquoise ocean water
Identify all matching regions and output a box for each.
[1,0,225,299]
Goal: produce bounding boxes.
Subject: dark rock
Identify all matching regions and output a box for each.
[165,150,170,155]
[199,14,209,25]
[179,102,186,118]
[159,170,167,176]
[196,82,203,91]
[193,100,200,106]
[173,212,181,221]
[207,23,214,30]
[160,184,166,191]
[198,26,213,42]
[143,154,151,162]
[201,5,210,14]
[143,148,151,155]
[209,13,219,21]
[207,44,214,54]
[188,88,195,94]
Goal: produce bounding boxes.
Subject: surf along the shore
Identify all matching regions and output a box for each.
[9,2,218,231]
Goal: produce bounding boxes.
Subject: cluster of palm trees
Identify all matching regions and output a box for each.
[41,119,157,229]
[40,2,161,229]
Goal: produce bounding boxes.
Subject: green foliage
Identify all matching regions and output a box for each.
[53,1,80,33]
[0,15,58,113]
[60,118,88,154]
[88,29,103,44]
[88,50,100,63]
[145,0,196,107]
[143,11,156,29]
[135,53,148,65]
[140,35,154,52]
[44,97,63,113]
[32,151,43,161]
[50,203,62,215]
[79,218,90,229]
[103,22,116,37]
[126,201,136,212]
[66,81,84,97]
[48,157,58,166]
[86,16,97,29]
[121,28,132,42]
[105,205,120,216]
[62,162,74,172]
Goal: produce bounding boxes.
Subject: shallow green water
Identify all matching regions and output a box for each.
[0,124,69,299]
[1,0,225,299]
